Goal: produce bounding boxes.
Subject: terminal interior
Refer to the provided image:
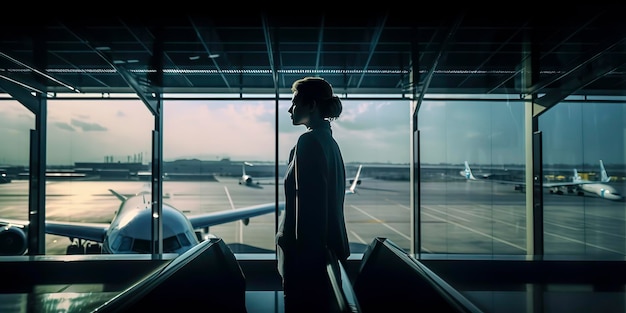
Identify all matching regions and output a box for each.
[1,8,626,312]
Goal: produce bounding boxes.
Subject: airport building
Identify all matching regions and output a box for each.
[1,8,626,312]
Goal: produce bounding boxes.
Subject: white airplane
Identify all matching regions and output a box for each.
[0,170,10,184]
[0,168,362,256]
[461,160,623,201]
[239,162,275,186]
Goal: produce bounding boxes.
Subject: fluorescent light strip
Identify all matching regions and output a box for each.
[0,52,80,93]
[0,74,43,94]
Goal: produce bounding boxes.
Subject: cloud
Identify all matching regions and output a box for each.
[338,100,410,132]
[53,122,75,132]
[71,119,107,131]
[163,100,277,161]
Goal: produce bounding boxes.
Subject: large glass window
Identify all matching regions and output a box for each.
[418,96,527,255]
[2,93,624,261]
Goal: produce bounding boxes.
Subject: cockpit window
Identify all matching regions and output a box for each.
[132,239,151,253]
[131,235,183,253]
[163,235,183,252]
[112,233,191,253]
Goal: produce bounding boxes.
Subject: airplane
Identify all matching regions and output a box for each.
[0,170,10,184]
[461,160,623,201]
[239,162,275,187]
[0,166,362,256]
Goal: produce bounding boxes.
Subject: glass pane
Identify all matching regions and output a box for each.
[278,98,411,255]
[163,99,277,254]
[540,100,626,258]
[0,99,33,224]
[418,97,527,255]
[45,99,153,254]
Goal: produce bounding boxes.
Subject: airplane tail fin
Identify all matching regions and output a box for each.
[599,160,611,182]
[348,165,363,194]
[573,168,582,183]
[463,161,477,180]
[109,189,127,202]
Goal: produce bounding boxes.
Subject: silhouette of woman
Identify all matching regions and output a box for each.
[276,76,350,312]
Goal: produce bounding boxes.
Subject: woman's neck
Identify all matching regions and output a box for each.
[307,117,329,130]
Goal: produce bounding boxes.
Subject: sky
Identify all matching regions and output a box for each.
[0,95,624,167]
[418,97,625,167]
[0,97,411,166]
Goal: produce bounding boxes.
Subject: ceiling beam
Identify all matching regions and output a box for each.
[356,13,387,89]
[60,22,159,115]
[121,19,194,88]
[488,10,605,95]
[190,17,231,90]
[0,51,79,93]
[0,75,41,114]
[314,16,325,74]
[534,42,626,115]
[416,14,464,106]
[262,14,278,91]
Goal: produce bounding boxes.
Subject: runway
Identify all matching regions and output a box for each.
[0,178,624,257]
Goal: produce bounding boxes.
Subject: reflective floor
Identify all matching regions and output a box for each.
[5,282,624,312]
[246,291,284,313]
[0,291,284,313]
[463,285,626,313]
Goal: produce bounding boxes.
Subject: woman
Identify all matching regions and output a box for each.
[276,76,350,312]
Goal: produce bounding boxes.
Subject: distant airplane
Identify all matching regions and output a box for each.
[0,171,362,256]
[238,162,275,186]
[459,161,492,180]
[347,165,363,193]
[461,160,623,201]
[0,170,10,184]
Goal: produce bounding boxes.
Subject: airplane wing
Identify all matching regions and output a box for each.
[188,202,283,229]
[0,218,109,243]
[494,180,593,187]
[46,221,110,242]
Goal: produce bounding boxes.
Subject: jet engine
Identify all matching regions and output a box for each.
[0,225,27,255]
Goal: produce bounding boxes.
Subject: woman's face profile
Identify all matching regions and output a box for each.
[288,92,310,126]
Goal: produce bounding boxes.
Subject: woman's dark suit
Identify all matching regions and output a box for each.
[276,120,350,311]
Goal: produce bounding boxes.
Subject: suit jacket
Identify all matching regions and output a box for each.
[276,121,350,278]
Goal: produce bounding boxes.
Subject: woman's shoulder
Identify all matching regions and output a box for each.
[296,132,314,146]
[296,131,326,151]
[297,129,330,143]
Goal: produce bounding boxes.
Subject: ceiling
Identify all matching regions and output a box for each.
[1,8,625,105]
